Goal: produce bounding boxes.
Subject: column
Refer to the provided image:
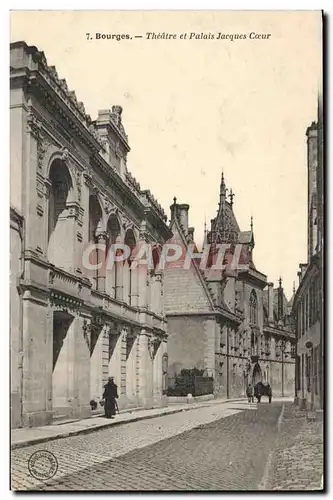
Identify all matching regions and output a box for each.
[126,332,139,405]
[115,264,124,300]
[90,323,104,404]
[137,330,154,408]
[74,315,91,418]
[96,232,107,292]
[153,339,163,405]
[137,263,148,308]
[203,318,216,379]
[122,260,129,303]
[108,324,127,407]
[101,324,111,388]
[129,265,139,307]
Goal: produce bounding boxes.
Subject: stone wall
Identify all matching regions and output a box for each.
[10,210,23,428]
[167,316,208,377]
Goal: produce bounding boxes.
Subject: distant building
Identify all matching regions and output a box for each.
[292,96,324,411]
[164,175,296,399]
[10,42,172,428]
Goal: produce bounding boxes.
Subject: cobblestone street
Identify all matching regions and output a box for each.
[264,404,324,491]
[11,401,323,491]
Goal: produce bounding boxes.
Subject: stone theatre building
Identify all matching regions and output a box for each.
[164,174,296,398]
[10,42,172,428]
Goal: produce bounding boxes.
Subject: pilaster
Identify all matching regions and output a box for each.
[90,322,104,403]
[137,330,154,408]
[126,330,139,405]
[21,289,52,427]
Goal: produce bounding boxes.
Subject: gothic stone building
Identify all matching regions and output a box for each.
[164,174,296,398]
[10,42,172,428]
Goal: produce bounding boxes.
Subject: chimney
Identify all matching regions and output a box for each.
[177,204,189,234]
[278,277,284,321]
[267,282,274,324]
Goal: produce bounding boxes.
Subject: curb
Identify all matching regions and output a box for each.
[258,403,285,490]
[11,397,246,450]
[11,408,183,450]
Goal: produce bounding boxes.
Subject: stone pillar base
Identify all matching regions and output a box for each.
[140,397,154,409]
[22,410,53,428]
[160,395,168,407]
[72,404,91,420]
[117,394,139,411]
[299,398,307,410]
[294,396,299,405]
[153,394,168,408]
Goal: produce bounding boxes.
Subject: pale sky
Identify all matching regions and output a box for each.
[10,10,322,298]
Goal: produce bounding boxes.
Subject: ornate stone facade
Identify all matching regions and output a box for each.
[10,42,172,428]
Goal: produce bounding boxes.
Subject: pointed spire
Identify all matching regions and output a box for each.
[219,171,227,206]
[250,215,253,232]
[278,276,284,321]
[293,281,296,295]
[173,196,177,205]
[203,215,208,245]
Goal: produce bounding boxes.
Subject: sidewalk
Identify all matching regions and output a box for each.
[11,397,246,450]
[263,403,324,491]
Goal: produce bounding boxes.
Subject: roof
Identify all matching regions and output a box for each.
[166,205,240,322]
[262,288,291,319]
[238,230,254,244]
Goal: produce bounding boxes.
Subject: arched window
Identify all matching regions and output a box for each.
[48,159,73,270]
[124,229,136,305]
[249,290,258,325]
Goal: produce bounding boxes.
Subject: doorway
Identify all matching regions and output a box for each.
[252,363,262,386]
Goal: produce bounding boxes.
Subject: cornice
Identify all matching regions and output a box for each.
[263,324,295,340]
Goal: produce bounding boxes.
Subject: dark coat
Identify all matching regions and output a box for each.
[103,382,118,417]
[246,385,254,397]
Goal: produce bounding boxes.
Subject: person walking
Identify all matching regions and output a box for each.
[102,376,119,418]
[246,383,254,403]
